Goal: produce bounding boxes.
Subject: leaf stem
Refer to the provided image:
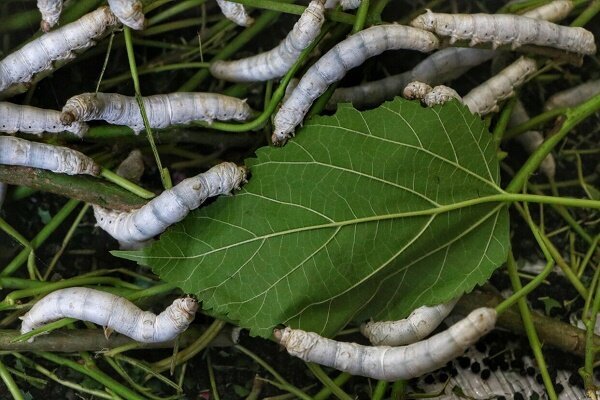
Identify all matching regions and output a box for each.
[0,358,24,400]
[306,363,353,400]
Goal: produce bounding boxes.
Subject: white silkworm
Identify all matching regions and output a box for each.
[409,10,596,55]
[115,149,145,183]
[510,100,556,179]
[216,0,254,27]
[61,92,253,134]
[0,136,99,176]
[361,298,460,346]
[324,0,338,8]
[37,0,63,32]
[20,287,198,343]
[422,85,462,107]
[518,0,573,22]
[93,162,247,246]
[462,56,537,116]
[544,78,600,110]
[0,7,119,95]
[107,0,145,30]
[0,102,88,137]
[272,24,439,145]
[275,308,496,381]
[402,81,432,100]
[339,0,361,10]
[210,0,326,82]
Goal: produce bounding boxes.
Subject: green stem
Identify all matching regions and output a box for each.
[352,0,370,33]
[0,359,24,400]
[306,363,353,400]
[313,372,352,400]
[390,380,407,400]
[123,27,171,190]
[503,107,567,140]
[582,260,600,393]
[38,352,146,400]
[506,252,557,400]
[228,0,355,24]
[577,235,600,279]
[100,169,155,199]
[507,94,600,193]
[571,0,600,26]
[492,96,517,147]
[148,0,206,25]
[0,217,33,254]
[100,62,210,90]
[371,380,388,400]
[2,200,80,277]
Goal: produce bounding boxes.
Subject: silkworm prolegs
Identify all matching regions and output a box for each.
[275,308,497,381]
[20,287,198,343]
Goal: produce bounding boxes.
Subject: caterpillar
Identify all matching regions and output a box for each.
[328,48,495,109]
[61,92,253,134]
[361,298,460,346]
[107,0,145,30]
[275,308,497,381]
[0,136,99,176]
[272,24,439,145]
[0,6,119,95]
[216,0,254,27]
[93,162,247,247]
[323,0,361,10]
[210,0,326,82]
[327,0,572,110]
[402,81,433,100]
[422,85,462,107]
[462,56,537,116]
[20,287,198,343]
[409,10,596,55]
[37,0,63,32]
[510,100,556,179]
[544,78,600,110]
[0,102,88,137]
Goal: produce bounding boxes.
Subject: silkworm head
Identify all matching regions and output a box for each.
[468,307,497,335]
[409,9,436,30]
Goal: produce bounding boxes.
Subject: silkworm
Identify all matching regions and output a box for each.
[0,136,99,176]
[518,0,573,22]
[544,78,600,110]
[216,0,254,27]
[339,0,361,10]
[422,85,462,107]
[361,298,459,346]
[275,308,496,381]
[402,81,432,100]
[20,287,198,343]
[510,100,556,179]
[61,92,253,134]
[210,0,326,82]
[0,102,88,137]
[107,0,145,30]
[409,10,596,55]
[272,24,439,145]
[115,149,145,182]
[93,162,247,246]
[0,6,119,95]
[37,0,63,31]
[462,56,537,116]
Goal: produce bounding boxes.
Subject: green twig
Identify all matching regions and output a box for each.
[0,358,24,400]
[313,372,352,400]
[100,169,155,199]
[492,96,517,147]
[571,0,600,26]
[306,363,353,400]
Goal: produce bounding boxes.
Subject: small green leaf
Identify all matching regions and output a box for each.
[116,98,509,337]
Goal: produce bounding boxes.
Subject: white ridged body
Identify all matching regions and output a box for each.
[37,0,63,31]
[510,100,556,179]
[422,85,462,107]
[20,287,198,343]
[410,10,596,55]
[107,0,145,30]
[462,56,537,116]
[0,136,98,175]
[276,308,497,381]
[210,0,326,82]
[0,102,88,136]
[361,298,460,346]
[61,92,253,134]
[402,81,432,100]
[544,79,600,110]
[518,0,573,22]
[0,7,119,94]
[93,162,247,245]
[216,0,254,27]
[272,24,439,145]
[339,0,361,10]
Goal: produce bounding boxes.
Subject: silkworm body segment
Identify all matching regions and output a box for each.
[361,298,460,346]
[107,0,145,30]
[93,162,247,245]
[37,0,63,31]
[61,92,253,134]
[216,0,254,27]
[0,7,119,93]
[20,287,198,343]
[462,56,537,115]
[519,0,573,22]
[544,78,600,110]
[272,24,439,145]
[410,10,596,55]
[210,0,326,82]
[0,136,99,175]
[0,102,88,136]
[275,308,497,381]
